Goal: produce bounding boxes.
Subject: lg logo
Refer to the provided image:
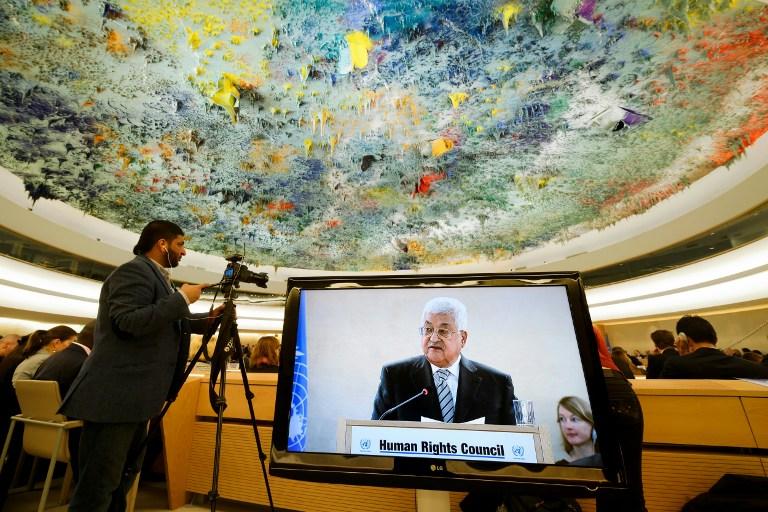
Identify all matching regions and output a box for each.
[430,464,445,472]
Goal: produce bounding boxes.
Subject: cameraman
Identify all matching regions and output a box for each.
[61,220,222,512]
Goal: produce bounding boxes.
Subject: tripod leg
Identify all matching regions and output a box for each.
[209,364,228,512]
[233,330,275,512]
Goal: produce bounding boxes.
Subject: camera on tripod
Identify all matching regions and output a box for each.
[221,254,269,294]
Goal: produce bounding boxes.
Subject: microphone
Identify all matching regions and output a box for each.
[378,388,428,420]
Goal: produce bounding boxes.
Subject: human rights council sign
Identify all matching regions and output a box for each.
[347,423,540,463]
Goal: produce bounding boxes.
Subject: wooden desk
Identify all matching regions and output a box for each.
[631,379,768,512]
[161,373,416,511]
[162,377,768,512]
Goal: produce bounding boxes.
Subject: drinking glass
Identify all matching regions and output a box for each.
[513,399,535,426]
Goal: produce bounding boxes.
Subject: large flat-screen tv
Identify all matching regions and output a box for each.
[270,272,627,496]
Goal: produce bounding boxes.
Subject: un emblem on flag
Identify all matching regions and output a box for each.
[288,349,309,451]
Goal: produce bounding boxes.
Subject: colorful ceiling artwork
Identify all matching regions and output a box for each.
[1,1,768,271]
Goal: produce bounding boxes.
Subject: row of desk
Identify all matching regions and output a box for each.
[161,375,768,512]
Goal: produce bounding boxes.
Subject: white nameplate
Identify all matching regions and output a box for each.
[348,424,539,463]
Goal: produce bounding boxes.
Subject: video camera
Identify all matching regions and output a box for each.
[221,254,269,294]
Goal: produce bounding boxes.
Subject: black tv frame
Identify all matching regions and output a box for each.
[270,272,627,496]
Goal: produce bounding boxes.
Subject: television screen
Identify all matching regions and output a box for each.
[270,272,626,495]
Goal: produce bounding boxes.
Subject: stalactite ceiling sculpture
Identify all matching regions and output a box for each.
[1,0,767,271]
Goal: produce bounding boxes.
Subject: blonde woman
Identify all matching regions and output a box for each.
[249,336,280,372]
[556,396,600,466]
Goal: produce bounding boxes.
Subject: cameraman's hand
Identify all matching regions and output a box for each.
[205,304,227,331]
[180,283,209,304]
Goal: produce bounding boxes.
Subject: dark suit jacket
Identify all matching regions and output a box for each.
[60,255,209,423]
[371,355,517,424]
[645,347,679,379]
[33,343,89,397]
[660,348,768,379]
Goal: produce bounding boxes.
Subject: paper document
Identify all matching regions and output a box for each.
[737,378,768,388]
[421,416,486,424]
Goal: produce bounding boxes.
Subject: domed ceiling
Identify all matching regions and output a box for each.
[1,0,767,272]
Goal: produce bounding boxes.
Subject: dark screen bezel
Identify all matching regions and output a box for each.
[270,272,627,495]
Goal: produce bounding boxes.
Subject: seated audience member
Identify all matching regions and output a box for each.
[33,321,96,483]
[0,332,43,437]
[241,344,253,370]
[723,347,742,358]
[611,346,637,379]
[12,325,77,385]
[556,396,600,466]
[675,330,692,356]
[646,330,679,379]
[742,351,763,364]
[0,335,21,364]
[661,315,768,379]
[628,349,643,367]
[34,321,95,397]
[634,349,649,368]
[0,330,44,508]
[249,335,280,372]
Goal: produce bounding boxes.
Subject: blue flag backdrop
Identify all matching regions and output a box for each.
[288,291,308,451]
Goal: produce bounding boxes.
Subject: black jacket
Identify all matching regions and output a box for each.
[34,343,89,397]
[660,348,768,379]
[646,347,679,379]
[371,355,517,424]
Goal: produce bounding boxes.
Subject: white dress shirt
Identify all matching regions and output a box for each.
[429,355,461,409]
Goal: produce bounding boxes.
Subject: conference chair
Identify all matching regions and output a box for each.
[0,380,82,512]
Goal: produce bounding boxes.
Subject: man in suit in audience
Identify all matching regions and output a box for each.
[645,329,679,379]
[661,315,768,379]
[60,220,222,512]
[0,334,20,364]
[371,296,517,425]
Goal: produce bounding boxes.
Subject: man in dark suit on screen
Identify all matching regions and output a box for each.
[372,296,517,424]
[60,220,222,512]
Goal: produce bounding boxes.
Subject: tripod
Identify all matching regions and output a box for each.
[150,295,275,512]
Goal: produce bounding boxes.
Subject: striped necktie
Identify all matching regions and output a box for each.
[434,368,455,423]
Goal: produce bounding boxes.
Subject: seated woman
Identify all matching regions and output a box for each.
[249,335,280,372]
[611,346,645,379]
[556,395,601,466]
[12,325,77,386]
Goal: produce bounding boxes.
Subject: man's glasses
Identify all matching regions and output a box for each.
[419,326,458,338]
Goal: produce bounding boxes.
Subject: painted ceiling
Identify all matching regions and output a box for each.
[1,0,767,271]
